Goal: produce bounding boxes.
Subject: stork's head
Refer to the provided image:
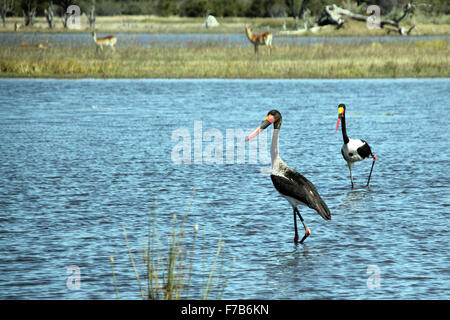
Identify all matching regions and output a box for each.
[335,104,346,131]
[245,110,282,142]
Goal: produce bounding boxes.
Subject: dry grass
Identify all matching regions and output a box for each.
[0,39,448,78]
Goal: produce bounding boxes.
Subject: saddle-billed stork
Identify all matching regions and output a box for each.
[246,110,331,244]
[335,104,377,189]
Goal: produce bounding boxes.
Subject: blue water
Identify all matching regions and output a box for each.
[0,78,449,299]
[1,33,449,47]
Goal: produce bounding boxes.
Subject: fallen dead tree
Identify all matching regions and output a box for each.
[279,1,421,36]
[317,1,418,36]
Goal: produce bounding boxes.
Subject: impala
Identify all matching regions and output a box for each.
[20,43,47,49]
[244,25,273,55]
[92,31,117,52]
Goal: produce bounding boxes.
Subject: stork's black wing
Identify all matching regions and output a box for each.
[270,169,331,221]
[356,139,373,159]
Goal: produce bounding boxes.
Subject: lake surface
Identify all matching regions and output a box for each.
[1,33,449,47]
[0,78,449,299]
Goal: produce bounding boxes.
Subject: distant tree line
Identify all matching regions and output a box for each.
[4,0,449,20]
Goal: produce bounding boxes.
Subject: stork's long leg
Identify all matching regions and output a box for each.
[294,207,311,244]
[348,162,354,189]
[366,154,377,187]
[293,208,299,243]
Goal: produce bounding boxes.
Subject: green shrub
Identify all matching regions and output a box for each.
[182,0,211,17]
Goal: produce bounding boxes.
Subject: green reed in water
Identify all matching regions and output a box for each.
[111,187,235,300]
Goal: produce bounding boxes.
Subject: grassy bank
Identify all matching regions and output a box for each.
[0,39,448,78]
[1,15,450,36]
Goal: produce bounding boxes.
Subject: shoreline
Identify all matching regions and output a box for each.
[0,75,450,81]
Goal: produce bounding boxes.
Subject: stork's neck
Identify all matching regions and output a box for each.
[341,114,349,144]
[271,128,281,169]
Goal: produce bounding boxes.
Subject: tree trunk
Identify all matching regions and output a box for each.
[22,8,36,26]
[1,0,14,27]
[45,0,55,29]
[21,0,37,27]
[88,0,96,29]
[298,0,310,19]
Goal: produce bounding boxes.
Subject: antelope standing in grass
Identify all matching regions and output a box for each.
[244,25,273,55]
[92,31,117,52]
[20,41,49,49]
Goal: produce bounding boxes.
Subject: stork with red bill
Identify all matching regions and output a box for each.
[246,110,331,244]
[336,104,377,189]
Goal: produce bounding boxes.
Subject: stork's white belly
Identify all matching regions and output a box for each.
[342,138,365,162]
